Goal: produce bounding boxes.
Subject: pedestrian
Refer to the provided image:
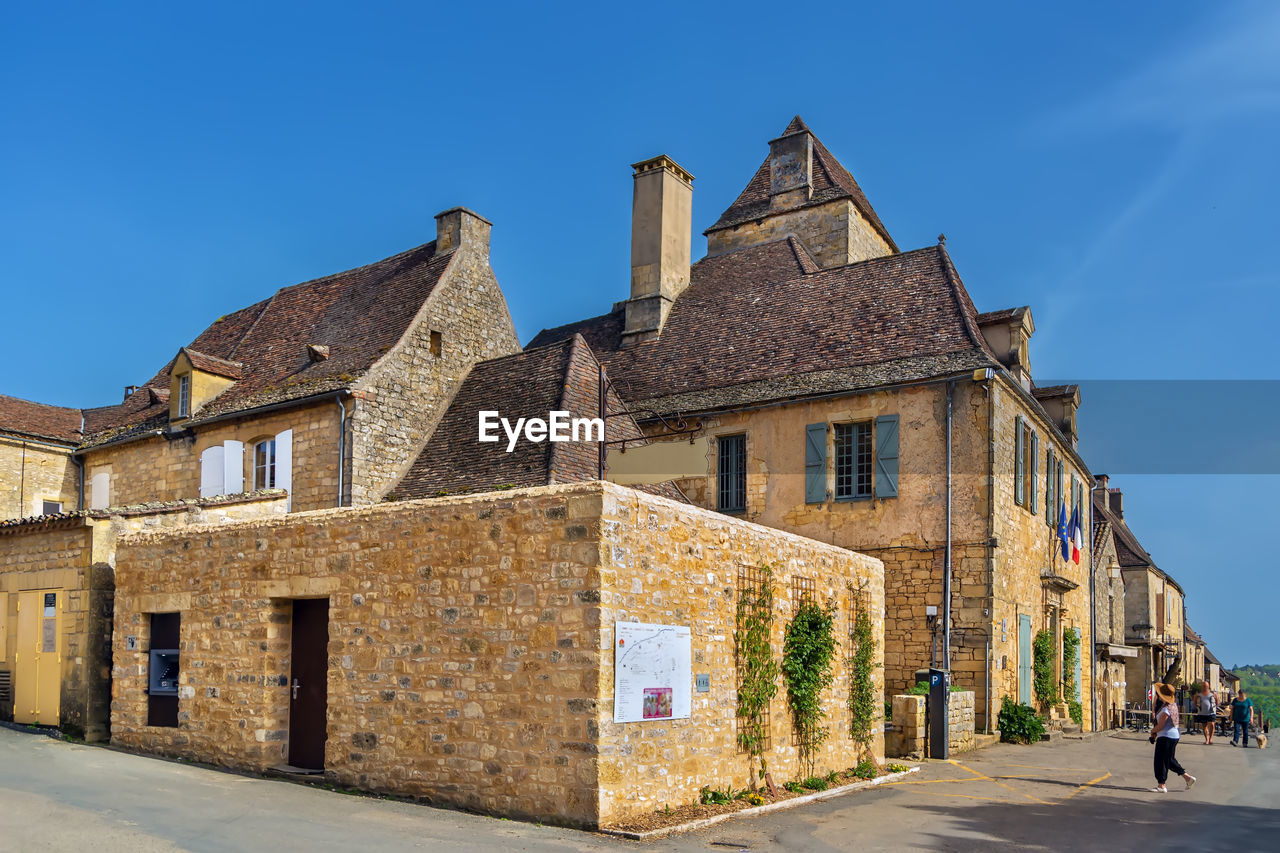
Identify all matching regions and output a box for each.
[1194,684,1217,745]
[1149,682,1196,793]
[1229,690,1255,747]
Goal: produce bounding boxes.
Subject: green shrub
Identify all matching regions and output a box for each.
[998,696,1046,744]
[853,759,878,780]
[783,780,804,793]
[1068,699,1083,726]
[800,776,830,791]
[699,785,735,805]
[782,599,838,769]
[886,762,911,773]
[1033,630,1059,709]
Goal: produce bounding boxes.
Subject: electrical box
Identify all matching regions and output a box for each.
[149,649,180,695]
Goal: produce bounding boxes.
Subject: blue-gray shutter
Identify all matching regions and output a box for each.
[1045,448,1055,525]
[805,423,827,504]
[1014,415,1025,506]
[874,414,899,498]
[1030,431,1039,514]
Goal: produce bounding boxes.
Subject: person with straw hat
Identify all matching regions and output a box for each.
[1149,682,1196,793]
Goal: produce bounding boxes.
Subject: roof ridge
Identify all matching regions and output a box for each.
[935,243,996,360]
[0,392,81,414]
[548,334,599,481]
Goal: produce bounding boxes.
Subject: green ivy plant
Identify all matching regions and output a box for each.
[1062,628,1080,703]
[783,597,838,772]
[998,696,1047,744]
[1032,629,1059,710]
[735,564,778,784]
[846,594,879,762]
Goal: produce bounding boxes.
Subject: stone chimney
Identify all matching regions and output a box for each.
[1094,474,1110,510]
[769,127,813,210]
[435,207,492,256]
[1109,488,1123,520]
[623,155,694,345]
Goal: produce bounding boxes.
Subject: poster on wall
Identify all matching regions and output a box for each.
[613,621,692,723]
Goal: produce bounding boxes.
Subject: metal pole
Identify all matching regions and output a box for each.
[598,365,607,480]
[944,380,953,671]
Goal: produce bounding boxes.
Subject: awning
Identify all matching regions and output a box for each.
[1105,644,1139,659]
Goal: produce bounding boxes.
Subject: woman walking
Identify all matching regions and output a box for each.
[1150,682,1196,793]
[1195,684,1217,745]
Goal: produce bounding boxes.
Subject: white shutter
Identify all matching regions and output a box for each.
[223,440,244,494]
[275,429,293,510]
[200,446,225,498]
[90,472,110,510]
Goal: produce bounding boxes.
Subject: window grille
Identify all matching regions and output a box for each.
[834,422,872,499]
[718,434,746,512]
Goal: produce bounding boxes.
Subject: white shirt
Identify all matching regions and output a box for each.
[1157,705,1181,740]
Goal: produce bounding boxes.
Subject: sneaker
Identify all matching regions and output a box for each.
[1185,775,1196,790]
[1230,741,1238,747]
[1151,786,1168,793]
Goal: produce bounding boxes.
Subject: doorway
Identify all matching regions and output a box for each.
[1018,613,1033,705]
[14,589,61,726]
[287,598,329,770]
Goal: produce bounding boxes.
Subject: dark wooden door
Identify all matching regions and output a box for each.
[288,598,329,770]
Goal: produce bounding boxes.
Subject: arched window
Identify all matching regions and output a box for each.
[254,438,277,489]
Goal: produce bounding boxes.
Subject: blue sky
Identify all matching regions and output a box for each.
[2,2,1277,665]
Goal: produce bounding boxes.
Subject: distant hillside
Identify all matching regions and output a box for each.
[1234,664,1280,724]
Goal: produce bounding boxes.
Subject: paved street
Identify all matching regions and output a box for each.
[1,725,1276,851]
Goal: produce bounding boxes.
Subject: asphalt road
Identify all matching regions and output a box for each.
[1,725,1275,852]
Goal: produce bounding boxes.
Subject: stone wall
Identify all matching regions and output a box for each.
[706,199,893,269]
[348,210,521,505]
[0,434,79,521]
[885,690,974,757]
[82,402,341,513]
[594,486,884,824]
[109,481,883,828]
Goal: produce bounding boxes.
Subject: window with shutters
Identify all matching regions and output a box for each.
[1045,448,1057,526]
[717,434,746,513]
[1014,417,1038,512]
[834,422,872,500]
[1014,416,1026,507]
[254,438,277,490]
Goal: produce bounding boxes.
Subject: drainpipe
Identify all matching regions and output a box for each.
[336,393,347,507]
[1089,488,1098,731]
[944,380,954,672]
[18,441,26,518]
[985,374,997,732]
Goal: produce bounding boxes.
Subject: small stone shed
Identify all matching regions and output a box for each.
[110,481,884,827]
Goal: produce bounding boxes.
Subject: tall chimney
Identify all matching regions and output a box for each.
[1094,474,1110,510]
[623,155,693,345]
[435,207,492,257]
[1109,488,1123,520]
[768,127,813,210]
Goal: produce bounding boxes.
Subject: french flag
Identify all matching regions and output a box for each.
[1068,505,1083,565]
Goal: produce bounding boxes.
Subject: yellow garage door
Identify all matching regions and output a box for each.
[14,589,61,726]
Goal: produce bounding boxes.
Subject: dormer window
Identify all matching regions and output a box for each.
[254,438,277,489]
[177,374,191,418]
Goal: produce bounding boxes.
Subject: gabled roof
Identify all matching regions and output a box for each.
[1185,625,1205,646]
[74,239,455,449]
[1094,490,1184,594]
[705,116,898,252]
[531,239,998,416]
[0,394,82,444]
[392,336,647,500]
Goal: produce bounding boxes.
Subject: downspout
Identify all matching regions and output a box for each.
[985,374,997,732]
[76,414,86,511]
[336,393,347,508]
[18,441,26,518]
[944,380,954,672]
[1089,491,1098,731]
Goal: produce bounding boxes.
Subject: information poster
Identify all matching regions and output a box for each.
[613,621,692,723]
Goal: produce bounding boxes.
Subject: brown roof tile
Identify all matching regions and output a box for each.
[705,116,898,252]
[181,348,244,379]
[393,336,643,499]
[0,394,82,443]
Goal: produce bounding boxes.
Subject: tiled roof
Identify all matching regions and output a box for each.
[1033,384,1078,399]
[1185,625,1204,646]
[1093,490,1183,593]
[74,239,454,449]
[181,348,244,380]
[705,116,898,252]
[0,394,82,443]
[0,489,286,532]
[393,336,644,500]
[976,307,1028,325]
[531,240,1000,416]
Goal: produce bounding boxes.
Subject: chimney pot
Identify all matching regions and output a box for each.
[124,385,139,401]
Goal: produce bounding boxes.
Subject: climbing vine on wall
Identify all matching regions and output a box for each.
[783,595,838,772]
[1062,629,1083,725]
[1033,629,1060,709]
[847,586,878,761]
[735,564,778,782]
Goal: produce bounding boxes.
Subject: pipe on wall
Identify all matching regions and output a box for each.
[944,380,954,672]
[336,393,347,508]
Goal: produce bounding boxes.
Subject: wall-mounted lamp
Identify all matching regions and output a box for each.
[1108,558,1121,580]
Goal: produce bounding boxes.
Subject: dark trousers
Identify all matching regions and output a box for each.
[1154,736,1185,785]
[1234,720,1250,746]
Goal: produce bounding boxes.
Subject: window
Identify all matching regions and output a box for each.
[41,500,62,516]
[254,439,277,489]
[1014,416,1036,510]
[177,374,191,418]
[834,422,872,500]
[90,471,110,510]
[1045,448,1057,526]
[717,434,746,513]
[429,330,443,357]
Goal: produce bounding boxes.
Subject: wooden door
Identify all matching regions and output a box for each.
[15,590,61,725]
[1018,614,1033,705]
[287,598,329,770]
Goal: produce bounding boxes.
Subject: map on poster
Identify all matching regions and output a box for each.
[613,621,692,723]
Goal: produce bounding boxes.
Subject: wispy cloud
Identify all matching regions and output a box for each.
[1042,1,1280,134]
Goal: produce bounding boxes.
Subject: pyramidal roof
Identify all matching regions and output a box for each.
[705,116,897,252]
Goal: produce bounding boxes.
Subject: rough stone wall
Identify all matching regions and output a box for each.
[109,481,883,828]
[887,694,925,757]
[0,435,79,521]
[82,402,341,513]
[594,486,884,824]
[948,690,975,751]
[706,199,893,269]
[349,223,521,506]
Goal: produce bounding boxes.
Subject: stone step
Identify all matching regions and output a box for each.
[1040,729,1064,744]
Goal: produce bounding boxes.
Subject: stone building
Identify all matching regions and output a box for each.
[533,117,1095,730]
[1089,477,1136,728]
[1096,485,1188,708]
[1,207,521,732]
